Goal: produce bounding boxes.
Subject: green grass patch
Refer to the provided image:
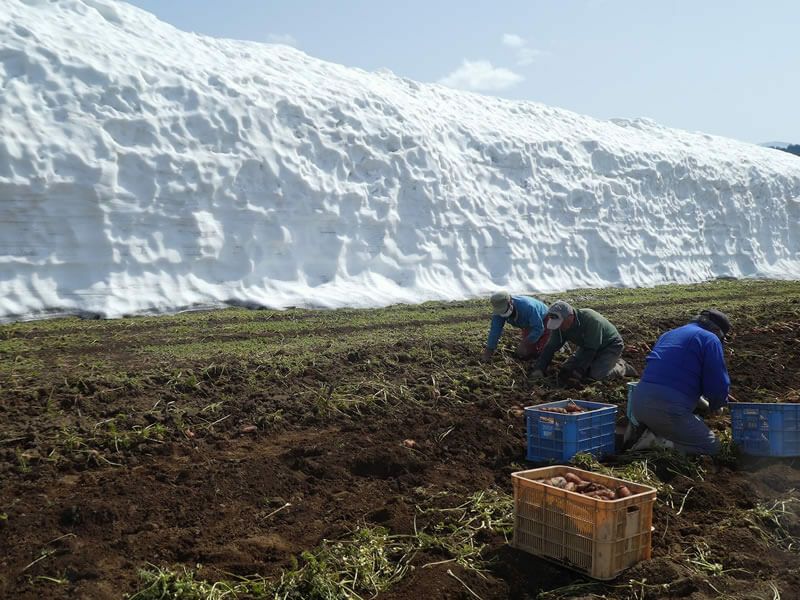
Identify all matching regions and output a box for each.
[130,488,515,599]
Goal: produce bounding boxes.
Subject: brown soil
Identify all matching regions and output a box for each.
[1,288,799,599]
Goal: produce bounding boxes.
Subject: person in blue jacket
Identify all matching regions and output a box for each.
[481,291,550,362]
[629,309,732,455]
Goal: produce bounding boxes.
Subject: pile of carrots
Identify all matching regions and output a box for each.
[537,400,588,414]
[532,472,632,500]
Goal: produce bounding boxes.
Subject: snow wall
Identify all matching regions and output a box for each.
[1,0,799,321]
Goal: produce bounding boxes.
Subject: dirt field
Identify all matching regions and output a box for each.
[1,280,799,599]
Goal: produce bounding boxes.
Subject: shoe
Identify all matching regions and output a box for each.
[623,360,639,377]
[622,422,646,449]
[630,429,657,451]
[629,429,675,451]
[656,437,675,450]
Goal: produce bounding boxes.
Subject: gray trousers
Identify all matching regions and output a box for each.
[564,337,627,380]
[631,381,719,455]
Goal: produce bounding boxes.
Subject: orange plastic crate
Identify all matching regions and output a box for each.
[512,465,656,580]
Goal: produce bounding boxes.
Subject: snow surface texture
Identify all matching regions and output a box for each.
[1,0,799,321]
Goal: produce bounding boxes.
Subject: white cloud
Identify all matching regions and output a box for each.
[502,34,525,49]
[438,60,523,92]
[502,33,544,66]
[515,47,543,66]
[266,33,297,47]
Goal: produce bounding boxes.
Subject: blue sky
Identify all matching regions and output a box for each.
[127,0,800,144]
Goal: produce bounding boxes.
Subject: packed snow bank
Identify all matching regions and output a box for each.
[1,0,799,321]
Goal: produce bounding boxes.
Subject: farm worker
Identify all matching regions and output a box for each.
[629,309,732,455]
[481,292,551,362]
[529,300,636,383]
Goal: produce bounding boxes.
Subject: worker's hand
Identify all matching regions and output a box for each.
[528,369,544,381]
[480,348,494,363]
[558,367,581,384]
[513,346,533,360]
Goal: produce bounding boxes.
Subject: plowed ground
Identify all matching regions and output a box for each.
[1,280,799,599]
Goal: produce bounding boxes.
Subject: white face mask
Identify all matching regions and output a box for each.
[500,304,513,318]
[546,315,563,330]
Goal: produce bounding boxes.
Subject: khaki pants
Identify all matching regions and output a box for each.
[564,337,627,380]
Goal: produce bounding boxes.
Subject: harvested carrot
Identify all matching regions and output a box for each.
[565,400,584,413]
[534,474,635,501]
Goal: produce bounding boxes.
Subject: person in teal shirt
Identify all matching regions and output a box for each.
[481,291,550,362]
[529,300,636,382]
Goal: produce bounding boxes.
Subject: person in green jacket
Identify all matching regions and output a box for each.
[529,300,636,383]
